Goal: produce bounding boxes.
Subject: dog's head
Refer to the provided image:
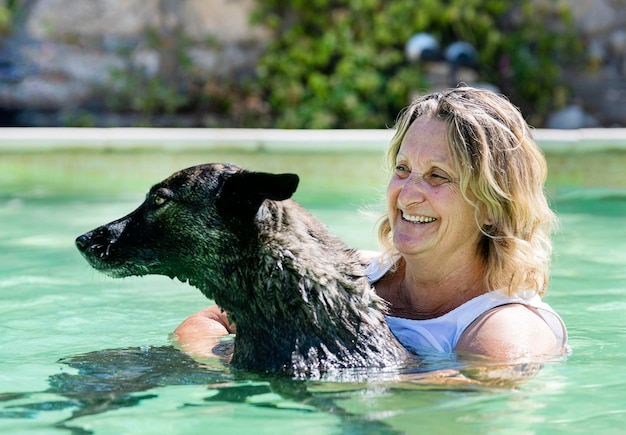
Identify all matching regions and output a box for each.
[75,163,299,287]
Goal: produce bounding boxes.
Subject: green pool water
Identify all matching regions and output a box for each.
[1,148,625,434]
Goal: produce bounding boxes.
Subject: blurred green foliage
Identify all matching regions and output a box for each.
[0,0,20,35]
[8,0,579,128]
[250,0,581,128]
[0,8,11,35]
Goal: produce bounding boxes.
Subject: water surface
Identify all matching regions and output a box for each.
[1,149,625,434]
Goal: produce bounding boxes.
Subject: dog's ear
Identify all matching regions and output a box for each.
[217,171,300,220]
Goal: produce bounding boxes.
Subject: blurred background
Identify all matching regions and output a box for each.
[0,0,624,130]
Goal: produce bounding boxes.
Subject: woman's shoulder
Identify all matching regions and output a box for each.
[455,302,565,360]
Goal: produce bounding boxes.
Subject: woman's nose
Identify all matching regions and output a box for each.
[397,173,427,205]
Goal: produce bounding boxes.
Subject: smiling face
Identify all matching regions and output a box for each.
[386,117,484,263]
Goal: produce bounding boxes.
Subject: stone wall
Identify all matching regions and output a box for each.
[1,0,625,127]
[0,0,269,124]
[557,0,626,127]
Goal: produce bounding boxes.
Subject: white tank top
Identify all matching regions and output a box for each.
[367,256,568,355]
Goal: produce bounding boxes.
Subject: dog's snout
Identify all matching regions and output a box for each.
[75,226,117,258]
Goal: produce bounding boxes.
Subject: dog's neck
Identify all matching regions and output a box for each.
[197,202,405,375]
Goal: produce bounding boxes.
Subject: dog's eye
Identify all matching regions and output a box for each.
[150,188,173,207]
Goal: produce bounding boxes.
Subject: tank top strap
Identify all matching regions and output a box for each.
[365,253,399,284]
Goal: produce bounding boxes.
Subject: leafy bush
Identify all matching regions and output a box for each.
[250,0,581,128]
[97,0,580,128]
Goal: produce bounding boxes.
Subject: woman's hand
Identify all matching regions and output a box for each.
[172,305,235,359]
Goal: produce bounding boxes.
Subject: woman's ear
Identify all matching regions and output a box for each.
[478,202,494,227]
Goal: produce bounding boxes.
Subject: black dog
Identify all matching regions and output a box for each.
[76,163,409,378]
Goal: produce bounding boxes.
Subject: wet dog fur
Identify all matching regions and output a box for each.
[76,163,409,377]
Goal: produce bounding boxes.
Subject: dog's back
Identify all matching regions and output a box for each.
[76,163,409,377]
[233,198,408,376]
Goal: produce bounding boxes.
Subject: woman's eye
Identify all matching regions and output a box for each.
[394,165,410,177]
[425,171,452,186]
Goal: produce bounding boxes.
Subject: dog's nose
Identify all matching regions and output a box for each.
[75,227,117,259]
[75,233,92,252]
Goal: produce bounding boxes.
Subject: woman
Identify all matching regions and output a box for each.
[173,87,568,366]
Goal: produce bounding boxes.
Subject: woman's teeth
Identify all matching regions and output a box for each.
[402,212,436,223]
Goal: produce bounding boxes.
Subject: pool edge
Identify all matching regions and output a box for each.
[1,127,625,153]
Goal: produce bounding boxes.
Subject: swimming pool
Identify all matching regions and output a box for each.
[1,138,625,434]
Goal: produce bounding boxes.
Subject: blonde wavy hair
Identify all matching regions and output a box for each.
[377,87,557,297]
